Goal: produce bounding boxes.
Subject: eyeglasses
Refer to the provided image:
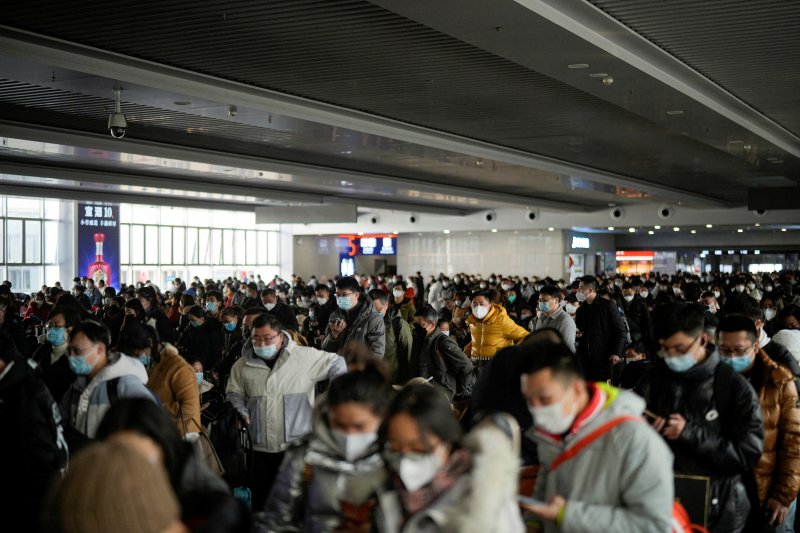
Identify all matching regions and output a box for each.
[335,292,355,298]
[252,333,281,344]
[718,343,756,358]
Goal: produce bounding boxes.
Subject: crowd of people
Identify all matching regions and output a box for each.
[2,269,800,532]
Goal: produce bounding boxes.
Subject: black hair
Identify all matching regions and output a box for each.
[244,306,268,317]
[436,318,450,328]
[778,304,800,325]
[652,303,706,341]
[579,276,598,292]
[117,322,161,360]
[261,288,276,297]
[48,306,82,329]
[382,384,461,446]
[539,285,560,299]
[70,320,112,350]
[723,294,763,322]
[336,276,360,293]
[123,299,146,322]
[414,305,439,324]
[315,284,330,294]
[206,290,223,302]
[179,294,196,308]
[327,361,393,416]
[95,398,186,491]
[471,290,492,301]
[252,313,284,332]
[516,341,579,378]
[185,305,205,320]
[717,314,758,342]
[368,288,388,303]
[393,280,407,290]
[621,283,632,290]
[221,306,244,320]
[700,291,716,299]
[103,287,117,297]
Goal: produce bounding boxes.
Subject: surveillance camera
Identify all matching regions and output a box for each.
[483,211,496,224]
[526,209,540,222]
[610,207,625,220]
[753,209,767,217]
[602,75,614,86]
[409,215,418,224]
[369,215,380,225]
[228,105,238,117]
[108,86,127,138]
[108,112,127,138]
[657,204,674,220]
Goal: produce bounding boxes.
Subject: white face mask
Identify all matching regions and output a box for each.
[639,290,649,299]
[575,291,587,303]
[565,303,578,315]
[317,297,328,306]
[393,290,405,299]
[265,302,276,311]
[747,282,756,290]
[391,451,443,492]
[332,429,378,462]
[441,330,450,336]
[528,392,576,435]
[623,295,634,303]
[764,309,777,321]
[713,291,721,298]
[472,305,490,320]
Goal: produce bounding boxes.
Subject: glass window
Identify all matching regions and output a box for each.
[120,224,130,264]
[235,211,256,228]
[119,204,132,224]
[188,209,211,227]
[45,265,60,287]
[131,225,145,264]
[245,230,256,264]
[132,205,159,224]
[173,227,185,265]
[160,226,172,265]
[25,221,41,263]
[44,199,60,220]
[234,230,246,265]
[7,219,23,263]
[187,228,199,264]
[257,232,268,264]
[211,229,223,265]
[0,219,3,262]
[7,197,41,218]
[7,266,41,293]
[199,228,211,263]
[145,226,158,264]
[268,232,279,265]
[44,221,58,263]
[222,229,233,265]
[160,207,186,226]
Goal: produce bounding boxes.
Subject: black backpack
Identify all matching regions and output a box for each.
[206,401,252,488]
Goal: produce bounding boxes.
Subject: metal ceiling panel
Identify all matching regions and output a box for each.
[586,0,800,136]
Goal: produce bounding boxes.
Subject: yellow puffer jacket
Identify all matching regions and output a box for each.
[466,304,529,358]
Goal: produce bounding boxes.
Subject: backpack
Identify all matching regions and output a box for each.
[206,401,252,487]
[548,416,708,533]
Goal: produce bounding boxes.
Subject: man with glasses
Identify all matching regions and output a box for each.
[226,313,346,507]
[717,315,800,532]
[322,276,385,358]
[635,303,763,533]
[530,285,576,352]
[574,276,627,382]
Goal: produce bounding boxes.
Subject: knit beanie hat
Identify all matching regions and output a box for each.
[773,329,800,364]
[55,442,180,533]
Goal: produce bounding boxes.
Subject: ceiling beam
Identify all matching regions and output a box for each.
[0,26,726,208]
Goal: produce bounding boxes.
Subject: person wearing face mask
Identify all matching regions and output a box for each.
[390,280,416,325]
[203,289,224,320]
[136,286,175,344]
[259,361,391,532]
[413,306,473,400]
[61,320,153,441]
[427,277,446,313]
[716,316,800,532]
[24,290,53,322]
[519,344,673,532]
[466,291,529,370]
[215,306,246,388]
[322,277,386,359]
[176,305,223,372]
[761,294,783,337]
[375,384,525,533]
[574,276,627,383]
[635,303,764,533]
[226,314,346,507]
[369,289,414,386]
[261,288,300,332]
[32,306,81,402]
[118,321,200,437]
[314,284,338,334]
[530,286,576,353]
[241,282,262,310]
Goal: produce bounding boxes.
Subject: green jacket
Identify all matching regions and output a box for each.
[383,312,414,385]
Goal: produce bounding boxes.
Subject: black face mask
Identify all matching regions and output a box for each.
[413,324,428,337]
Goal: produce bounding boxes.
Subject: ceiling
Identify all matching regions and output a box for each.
[0,0,797,219]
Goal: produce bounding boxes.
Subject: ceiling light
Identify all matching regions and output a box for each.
[782,228,788,232]
[173,101,191,106]
[690,230,697,234]
[589,72,608,78]
[443,230,450,234]
[706,224,713,228]
[673,227,680,232]
[648,230,654,235]
[491,228,498,233]
[547,227,555,231]
[392,231,399,235]
[666,110,684,115]
[628,227,636,233]
[568,63,590,69]
[754,223,760,227]
[357,232,364,236]
[737,229,744,233]
[654,225,661,230]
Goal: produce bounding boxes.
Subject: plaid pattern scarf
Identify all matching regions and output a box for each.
[396,448,473,519]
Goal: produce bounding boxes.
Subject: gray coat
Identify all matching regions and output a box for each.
[257,406,387,532]
[321,300,386,358]
[529,384,674,533]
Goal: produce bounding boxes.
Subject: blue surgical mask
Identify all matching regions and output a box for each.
[538,301,550,313]
[195,371,204,384]
[205,302,218,314]
[659,351,698,373]
[191,320,202,328]
[721,354,753,373]
[337,295,354,311]
[224,322,236,332]
[137,354,152,367]
[68,353,95,375]
[253,342,278,360]
[47,327,66,346]
[508,295,517,303]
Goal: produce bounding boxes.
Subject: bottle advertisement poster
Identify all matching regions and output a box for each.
[77,202,120,289]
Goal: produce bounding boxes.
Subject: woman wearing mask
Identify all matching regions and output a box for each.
[118,321,201,436]
[375,384,524,533]
[761,294,784,337]
[218,306,245,388]
[391,281,416,325]
[177,305,224,371]
[258,360,392,532]
[466,291,529,369]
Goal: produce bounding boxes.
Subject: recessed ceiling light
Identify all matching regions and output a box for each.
[648,230,654,235]
[666,110,684,115]
[547,227,555,231]
[443,229,450,234]
[568,63,590,69]
[393,231,399,234]
[706,224,713,228]
[691,230,697,234]
[754,223,760,227]
[589,72,608,78]
[628,227,636,233]
[608,226,615,231]
[673,227,680,232]
[781,228,788,232]
[654,225,661,230]
[737,229,744,233]
[357,232,364,236]
[491,228,498,233]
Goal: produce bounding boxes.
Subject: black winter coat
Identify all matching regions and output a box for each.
[0,358,68,532]
[31,342,75,403]
[574,297,627,381]
[622,295,653,349]
[635,349,764,533]
[415,329,473,400]
[178,317,223,370]
[266,301,299,331]
[146,307,176,344]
